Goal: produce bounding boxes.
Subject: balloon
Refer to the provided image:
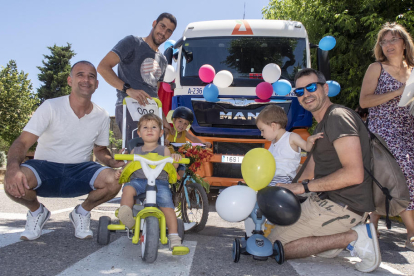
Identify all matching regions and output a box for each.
[164,65,175,83]
[272,79,292,96]
[241,148,275,191]
[319,36,336,51]
[257,186,301,226]
[213,70,233,88]
[327,80,341,97]
[256,82,273,100]
[262,63,281,83]
[164,40,178,54]
[162,82,173,93]
[216,185,257,222]
[199,65,215,83]
[203,83,219,102]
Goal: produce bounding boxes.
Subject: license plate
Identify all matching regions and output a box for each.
[221,155,244,164]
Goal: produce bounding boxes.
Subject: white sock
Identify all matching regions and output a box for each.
[76,204,90,216]
[169,233,179,236]
[30,204,43,217]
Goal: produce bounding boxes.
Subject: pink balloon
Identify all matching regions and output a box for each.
[256,82,273,100]
[199,65,215,83]
[162,82,173,93]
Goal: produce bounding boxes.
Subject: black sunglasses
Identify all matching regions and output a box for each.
[294,82,325,97]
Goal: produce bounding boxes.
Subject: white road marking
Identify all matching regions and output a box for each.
[0,208,74,220]
[58,237,197,276]
[0,226,53,248]
[288,251,404,275]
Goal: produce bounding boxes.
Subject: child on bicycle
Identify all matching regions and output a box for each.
[164,106,211,177]
[255,105,323,236]
[118,113,184,249]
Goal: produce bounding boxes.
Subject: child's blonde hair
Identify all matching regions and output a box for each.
[137,113,163,130]
[256,105,287,128]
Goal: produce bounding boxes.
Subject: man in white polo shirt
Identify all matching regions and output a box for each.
[4,61,124,241]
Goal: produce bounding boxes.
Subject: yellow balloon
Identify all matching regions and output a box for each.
[241,148,276,191]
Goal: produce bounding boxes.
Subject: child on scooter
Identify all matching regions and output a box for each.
[118,113,184,249]
[255,105,323,236]
[164,106,211,177]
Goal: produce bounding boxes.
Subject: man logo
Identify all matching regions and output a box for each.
[232,20,253,35]
[220,111,259,120]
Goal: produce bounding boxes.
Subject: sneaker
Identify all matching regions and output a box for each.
[20,205,50,241]
[168,234,182,250]
[263,222,276,238]
[347,223,381,272]
[406,237,414,252]
[118,205,135,229]
[69,207,93,239]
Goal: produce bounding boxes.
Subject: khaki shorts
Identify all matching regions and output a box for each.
[268,194,366,258]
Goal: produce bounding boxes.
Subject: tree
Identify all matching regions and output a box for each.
[37,43,76,103]
[263,0,414,109]
[0,60,39,147]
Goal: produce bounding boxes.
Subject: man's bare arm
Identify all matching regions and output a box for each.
[93,145,125,168]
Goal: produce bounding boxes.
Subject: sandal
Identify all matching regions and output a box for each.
[405,237,414,252]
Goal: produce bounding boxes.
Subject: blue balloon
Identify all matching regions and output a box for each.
[203,84,219,102]
[319,36,336,51]
[272,79,292,96]
[327,80,341,97]
[164,40,178,54]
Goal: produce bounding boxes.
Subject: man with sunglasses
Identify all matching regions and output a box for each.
[98,12,176,146]
[268,68,380,273]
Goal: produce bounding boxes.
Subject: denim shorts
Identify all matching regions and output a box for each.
[177,164,186,172]
[22,160,108,198]
[123,178,174,208]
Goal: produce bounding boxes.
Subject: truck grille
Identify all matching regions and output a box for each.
[214,142,264,155]
[213,163,242,178]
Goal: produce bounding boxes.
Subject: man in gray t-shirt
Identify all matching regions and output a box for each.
[98,12,177,144]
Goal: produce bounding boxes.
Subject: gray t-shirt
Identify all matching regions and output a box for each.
[112,36,167,106]
[313,104,374,212]
[130,145,169,181]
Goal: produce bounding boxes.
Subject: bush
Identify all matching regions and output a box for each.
[0,151,5,168]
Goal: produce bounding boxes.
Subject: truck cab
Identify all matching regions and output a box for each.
[165,19,316,189]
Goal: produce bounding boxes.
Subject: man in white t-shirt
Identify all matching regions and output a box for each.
[4,61,125,241]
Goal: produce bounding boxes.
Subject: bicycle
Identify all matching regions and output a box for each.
[97,152,190,263]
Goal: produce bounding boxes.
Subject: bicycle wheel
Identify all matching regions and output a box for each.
[141,216,159,263]
[97,216,111,245]
[181,182,209,232]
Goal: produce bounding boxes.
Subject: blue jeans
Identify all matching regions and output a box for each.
[123,178,174,208]
[22,160,108,197]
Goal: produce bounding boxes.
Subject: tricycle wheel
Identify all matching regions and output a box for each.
[141,216,159,263]
[177,218,185,242]
[97,216,111,245]
[273,240,285,264]
[232,238,241,263]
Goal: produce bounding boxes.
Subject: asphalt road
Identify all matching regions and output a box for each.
[0,185,413,276]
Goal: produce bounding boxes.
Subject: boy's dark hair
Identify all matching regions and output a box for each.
[156,12,177,28]
[137,113,162,131]
[256,105,288,129]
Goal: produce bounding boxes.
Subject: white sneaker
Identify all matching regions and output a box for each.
[347,223,381,272]
[20,205,50,241]
[69,207,93,239]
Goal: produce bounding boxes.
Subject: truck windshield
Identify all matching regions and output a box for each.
[180,36,307,87]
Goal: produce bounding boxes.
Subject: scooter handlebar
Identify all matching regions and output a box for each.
[114,154,190,164]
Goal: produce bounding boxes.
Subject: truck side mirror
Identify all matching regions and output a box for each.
[317,48,331,80]
[164,47,173,65]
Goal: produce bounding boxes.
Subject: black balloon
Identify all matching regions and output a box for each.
[257,186,301,226]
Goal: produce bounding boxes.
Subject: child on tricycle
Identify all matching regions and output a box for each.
[118,113,185,250]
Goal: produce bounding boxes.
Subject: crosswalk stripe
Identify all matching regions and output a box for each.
[0,226,53,248]
[58,237,197,276]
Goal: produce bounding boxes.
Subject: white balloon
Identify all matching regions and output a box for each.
[262,63,281,84]
[213,70,233,88]
[164,65,175,83]
[216,185,257,222]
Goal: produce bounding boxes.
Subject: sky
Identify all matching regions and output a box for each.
[0,0,271,116]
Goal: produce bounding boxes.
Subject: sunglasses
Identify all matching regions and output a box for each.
[293,82,325,97]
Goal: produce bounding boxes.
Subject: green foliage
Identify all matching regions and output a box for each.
[263,0,414,109]
[0,60,39,146]
[0,151,5,167]
[109,130,122,150]
[37,43,76,103]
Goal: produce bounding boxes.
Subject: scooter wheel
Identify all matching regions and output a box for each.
[97,216,111,245]
[232,238,241,263]
[273,240,285,264]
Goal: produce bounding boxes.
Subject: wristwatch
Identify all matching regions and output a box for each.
[122,83,131,93]
[302,179,311,193]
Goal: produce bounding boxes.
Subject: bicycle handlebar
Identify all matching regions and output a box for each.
[114,154,190,164]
